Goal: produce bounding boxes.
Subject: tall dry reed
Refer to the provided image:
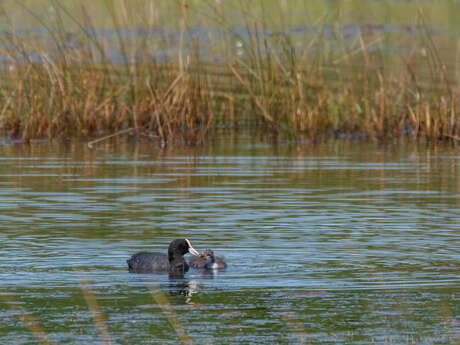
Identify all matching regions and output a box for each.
[0,1,458,143]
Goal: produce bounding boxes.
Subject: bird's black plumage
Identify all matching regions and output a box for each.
[127,239,199,274]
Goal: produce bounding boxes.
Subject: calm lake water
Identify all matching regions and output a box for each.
[0,135,458,344]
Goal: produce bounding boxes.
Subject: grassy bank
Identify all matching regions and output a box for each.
[0,0,459,144]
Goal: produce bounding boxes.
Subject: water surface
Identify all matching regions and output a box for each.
[0,136,459,344]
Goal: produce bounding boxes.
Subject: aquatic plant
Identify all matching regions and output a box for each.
[0,1,458,144]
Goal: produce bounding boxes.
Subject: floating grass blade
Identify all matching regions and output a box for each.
[146,282,194,345]
[1,294,53,345]
[279,310,309,345]
[75,272,112,345]
[87,127,135,148]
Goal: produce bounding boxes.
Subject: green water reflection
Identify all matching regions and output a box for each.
[0,135,458,344]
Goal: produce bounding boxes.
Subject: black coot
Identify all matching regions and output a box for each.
[188,249,227,270]
[127,239,200,274]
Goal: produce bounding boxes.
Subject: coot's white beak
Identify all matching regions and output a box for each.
[188,246,200,257]
[185,239,200,257]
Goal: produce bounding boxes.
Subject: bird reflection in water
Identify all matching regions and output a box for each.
[167,267,221,303]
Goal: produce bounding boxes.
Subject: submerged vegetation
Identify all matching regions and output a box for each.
[0,0,459,144]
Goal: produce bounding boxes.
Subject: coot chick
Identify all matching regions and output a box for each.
[127,239,200,274]
[189,249,227,270]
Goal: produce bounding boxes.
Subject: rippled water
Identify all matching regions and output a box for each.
[0,136,459,344]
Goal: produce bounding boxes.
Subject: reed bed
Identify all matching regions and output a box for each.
[0,1,458,144]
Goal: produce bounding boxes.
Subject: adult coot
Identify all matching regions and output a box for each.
[189,249,227,270]
[127,239,200,274]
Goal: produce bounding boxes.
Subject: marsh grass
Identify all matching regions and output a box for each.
[226,10,459,142]
[0,1,458,143]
